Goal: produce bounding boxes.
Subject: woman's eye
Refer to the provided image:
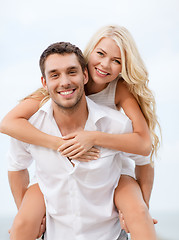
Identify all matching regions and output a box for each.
[114,59,121,64]
[97,51,104,56]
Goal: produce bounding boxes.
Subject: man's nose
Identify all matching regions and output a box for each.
[60,74,71,87]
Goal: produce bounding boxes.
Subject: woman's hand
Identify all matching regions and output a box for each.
[70,147,100,162]
[58,130,98,159]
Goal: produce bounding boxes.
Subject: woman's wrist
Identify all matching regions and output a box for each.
[92,131,100,146]
[45,134,65,151]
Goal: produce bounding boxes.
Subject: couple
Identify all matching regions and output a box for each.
[1,26,159,240]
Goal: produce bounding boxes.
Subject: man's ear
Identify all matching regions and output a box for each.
[41,76,48,90]
[83,68,88,85]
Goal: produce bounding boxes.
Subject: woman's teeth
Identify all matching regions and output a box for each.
[96,68,108,75]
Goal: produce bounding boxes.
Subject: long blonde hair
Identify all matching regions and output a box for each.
[84,25,161,161]
[26,25,161,160]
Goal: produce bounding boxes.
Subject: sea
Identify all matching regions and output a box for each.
[0,211,178,240]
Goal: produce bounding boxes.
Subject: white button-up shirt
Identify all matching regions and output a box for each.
[8,97,150,240]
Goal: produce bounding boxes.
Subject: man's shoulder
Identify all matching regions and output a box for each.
[86,96,131,123]
[28,100,52,126]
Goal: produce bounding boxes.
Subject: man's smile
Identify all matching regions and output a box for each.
[57,89,76,97]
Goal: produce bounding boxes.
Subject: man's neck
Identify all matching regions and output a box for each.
[52,95,88,136]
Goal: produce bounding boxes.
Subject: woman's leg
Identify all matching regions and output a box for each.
[10,183,46,240]
[114,175,157,240]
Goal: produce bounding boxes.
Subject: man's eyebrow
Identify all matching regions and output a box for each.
[47,69,58,75]
[97,47,121,59]
[67,66,79,70]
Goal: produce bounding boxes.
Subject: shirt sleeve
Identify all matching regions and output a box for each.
[120,153,135,178]
[121,152,151,166]
[7,138,33,171]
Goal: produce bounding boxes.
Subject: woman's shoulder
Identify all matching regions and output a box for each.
[115,78,131,105]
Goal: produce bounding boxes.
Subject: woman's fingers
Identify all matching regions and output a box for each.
[57,141,73,152]
[57,140,78,152]
[74,148,100,161]
[61,143,82,156]
[62,132,76,140]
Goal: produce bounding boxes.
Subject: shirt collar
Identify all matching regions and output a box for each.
[85,97,109,128]
[38,97,109,130]
[38,99,54,120]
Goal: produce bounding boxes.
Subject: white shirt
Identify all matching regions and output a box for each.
[8,97,150,240]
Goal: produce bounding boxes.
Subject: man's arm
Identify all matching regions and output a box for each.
[8,169,29,210]
[135,164,154,208]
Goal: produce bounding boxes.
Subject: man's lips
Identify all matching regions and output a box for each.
[95,68,109,76]
[58,89,76,96]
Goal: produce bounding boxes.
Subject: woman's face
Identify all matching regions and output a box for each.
[88,37,122,86]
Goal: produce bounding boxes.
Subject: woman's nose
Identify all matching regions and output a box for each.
[100,57,110,69]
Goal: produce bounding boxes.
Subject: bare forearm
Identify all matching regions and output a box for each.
[8,169,30,209]
[1,119,65,150]
[93,131,151,156]
[0,98,65,151]
[135,164,154,208]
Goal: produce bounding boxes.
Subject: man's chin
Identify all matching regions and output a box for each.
[54,100,79,110]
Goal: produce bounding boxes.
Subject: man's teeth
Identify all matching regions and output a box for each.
[60,90,73,95]
[96,69,108,75]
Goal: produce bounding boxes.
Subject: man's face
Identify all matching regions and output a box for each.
[42,53,88,110]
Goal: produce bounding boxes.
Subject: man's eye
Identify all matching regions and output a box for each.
[69,71,77,75]
[51,74,58,78]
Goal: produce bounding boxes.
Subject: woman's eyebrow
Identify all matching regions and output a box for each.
[96,48,106,54]
[96,48,121,59]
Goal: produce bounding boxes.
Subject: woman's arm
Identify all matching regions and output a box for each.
[0,98,99,160]
[92,81,151,155]
[0,98,64,150]
[114,80,152,155]
[59,80,152,158]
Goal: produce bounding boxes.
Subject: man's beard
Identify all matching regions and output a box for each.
[53,90,84,113]
[49,82,85,113]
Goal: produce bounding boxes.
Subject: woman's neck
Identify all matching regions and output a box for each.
[85,76,108,96]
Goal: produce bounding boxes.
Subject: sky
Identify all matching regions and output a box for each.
[0,0,179,231]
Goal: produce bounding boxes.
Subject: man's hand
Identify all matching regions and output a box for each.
[37,215,46,238]
[119,210,129,233]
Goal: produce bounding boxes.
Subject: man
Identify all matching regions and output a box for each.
[7,42,153,240]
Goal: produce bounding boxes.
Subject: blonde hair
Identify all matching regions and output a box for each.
[84,25,161,161]
[22,87,50,108]
[26,25,161,161]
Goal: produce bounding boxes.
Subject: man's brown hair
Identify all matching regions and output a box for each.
[39,42,86,79]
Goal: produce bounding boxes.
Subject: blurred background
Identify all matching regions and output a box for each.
[0,0,179,239]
